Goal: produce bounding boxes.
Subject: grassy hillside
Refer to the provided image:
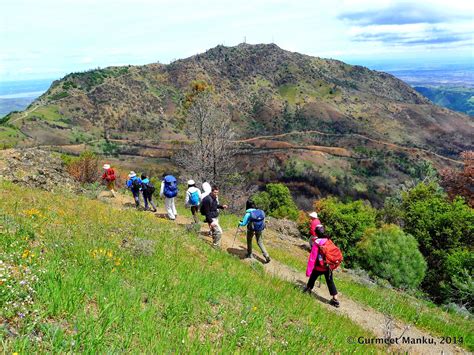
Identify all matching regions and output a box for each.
[0,181,381,352]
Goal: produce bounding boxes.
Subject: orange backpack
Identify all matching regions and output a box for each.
[318,239,343,270]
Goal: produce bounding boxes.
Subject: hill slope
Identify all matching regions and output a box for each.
[0,177,471,352]
[1,44,473,205]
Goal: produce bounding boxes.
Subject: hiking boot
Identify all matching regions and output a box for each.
[245,253,254,260]
[302,287,312,294]
[329,298,340,308]
[264,255,271,264]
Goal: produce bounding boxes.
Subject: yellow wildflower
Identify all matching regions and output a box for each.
[21,250,30,259]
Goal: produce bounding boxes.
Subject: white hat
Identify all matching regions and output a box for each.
[103,164,111,170]
[128,171,136,178]
[187,179,196,186]
[308,212,318,219]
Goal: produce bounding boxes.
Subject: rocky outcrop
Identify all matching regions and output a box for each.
[0,148,82,193]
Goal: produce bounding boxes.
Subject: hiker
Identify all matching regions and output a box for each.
[303,227,340,308]
[160,174,178,220]
[141,174,157,212]
[101,164,117,197]
[185,179,201,223]
[239,200,271,263]
[126,171,142,209]
[308,211,323,248]
[200,185,228,248]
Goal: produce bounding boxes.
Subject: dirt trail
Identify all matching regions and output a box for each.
[99,192,465,354]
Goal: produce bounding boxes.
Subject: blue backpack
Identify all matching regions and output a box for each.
[163,175,178,198]
[189,190,200,206]
[249,209,266,232]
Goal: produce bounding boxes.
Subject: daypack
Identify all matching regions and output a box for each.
[143,182,156,195]
[318,239,343,271]
[131,178,141,192]
[189,190,200,206]
[105,169,116,181]
[163,175,178,198]
[249,209,266,232]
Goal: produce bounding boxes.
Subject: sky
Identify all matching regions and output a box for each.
[1,0,473,81]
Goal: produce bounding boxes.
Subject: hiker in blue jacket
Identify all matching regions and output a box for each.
[126,171,142,209]
[239,200,271,263]
[141,174,157,212]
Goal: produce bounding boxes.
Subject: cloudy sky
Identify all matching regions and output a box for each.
[1,0,473,80]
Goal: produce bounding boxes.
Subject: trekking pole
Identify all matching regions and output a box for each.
[231,226,241,249]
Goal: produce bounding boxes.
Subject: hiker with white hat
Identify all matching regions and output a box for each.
[308,211,323,248]
[101,164,117,197]
[126,171,142,209]
[185,179,202,223]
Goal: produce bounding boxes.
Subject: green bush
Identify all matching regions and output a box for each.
[252,183,298,220]
[442,249,474,312]
[357,225,427,289]
[398,182,473,303]
[314,197,377,267]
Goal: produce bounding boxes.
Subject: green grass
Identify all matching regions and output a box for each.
[278,84,298,104]
[0,181,380,353]
[262,245,473,351]
[0,126,25,148]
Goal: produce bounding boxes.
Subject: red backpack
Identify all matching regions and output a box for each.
[318,239,343,270]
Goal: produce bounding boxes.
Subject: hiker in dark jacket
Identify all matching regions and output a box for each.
[200,185,227,248]
[239,200,270,263]
[126,171,142,209]
[141,174,157,212]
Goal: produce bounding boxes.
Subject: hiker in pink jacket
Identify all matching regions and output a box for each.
[303,226,340,307]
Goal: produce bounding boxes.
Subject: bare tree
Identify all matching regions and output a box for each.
[175,91,237,186]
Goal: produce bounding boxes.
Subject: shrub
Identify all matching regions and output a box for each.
[442,249,474,312]
[252,183,298,220]
[64,151,99,184]
[314,197,377,266]
[357,225,427,289]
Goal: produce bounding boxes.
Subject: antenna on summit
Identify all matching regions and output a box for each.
[244,36,246,44]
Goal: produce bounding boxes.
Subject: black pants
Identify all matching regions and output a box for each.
[190,205,199,223]
[307,268,337,296]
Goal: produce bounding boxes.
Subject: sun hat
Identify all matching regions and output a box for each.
[308,212,318,219]
[103,164,111,169]
[187,179,196,186]
[128,171,136,178]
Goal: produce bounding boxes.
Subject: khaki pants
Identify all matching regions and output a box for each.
[211,218,223,247]
[106,181,116,196]
[246,230,269,258]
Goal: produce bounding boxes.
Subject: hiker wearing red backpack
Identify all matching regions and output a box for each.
[303,226,343,308]
[102,164,117,197]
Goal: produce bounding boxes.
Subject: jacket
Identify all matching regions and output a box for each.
[239,208,256,229]
[200,194,224,223]
[102,168,116,182]
[127,176,142,191]
[306,238,329,277]
[185,186,202,207]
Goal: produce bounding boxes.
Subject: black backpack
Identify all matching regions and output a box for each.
[143,182,156,195]
[131,178,141,192]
